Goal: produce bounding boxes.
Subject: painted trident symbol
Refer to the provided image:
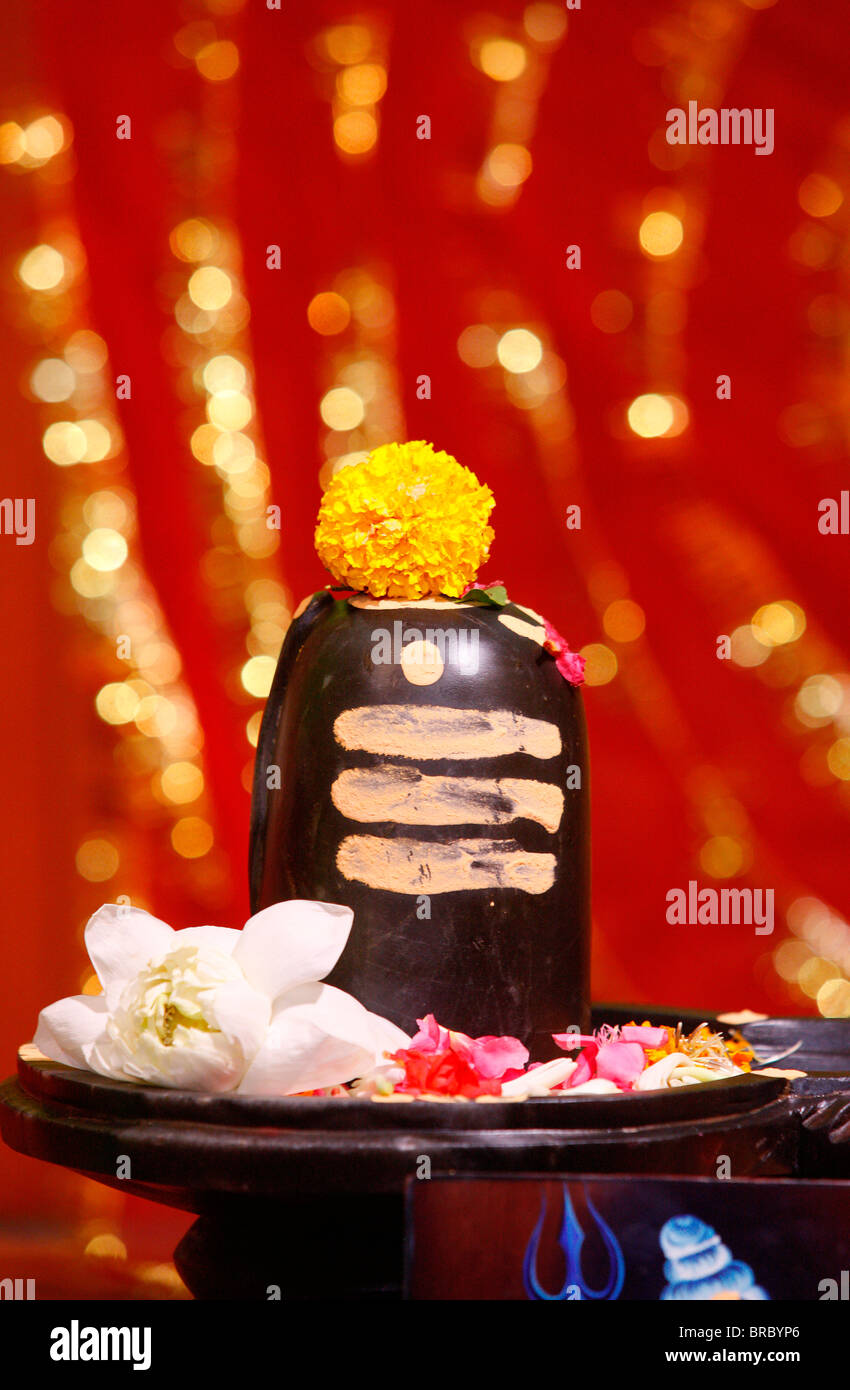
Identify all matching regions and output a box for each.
[523,1183,625,1301]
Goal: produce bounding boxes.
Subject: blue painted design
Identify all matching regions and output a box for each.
[523,1183,625,1301]
[659,1216,770,1300]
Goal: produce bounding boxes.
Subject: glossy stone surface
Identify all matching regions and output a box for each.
[250,594,590,1053]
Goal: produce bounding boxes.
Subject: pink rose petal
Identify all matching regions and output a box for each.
[620,1025,668,1049]
[409,1014,447,1052]
[542,620,586,687]
[567,1042,598,1088]
[469,1033,529,1079]
[407,1016,528,1082]
[553,1032,597,1051]
[595,1040,646,1089]
[555,649,586,685]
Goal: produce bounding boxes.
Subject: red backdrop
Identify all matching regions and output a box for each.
[2,0,850,1253]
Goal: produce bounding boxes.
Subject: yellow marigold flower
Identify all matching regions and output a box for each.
[314,440,495,599]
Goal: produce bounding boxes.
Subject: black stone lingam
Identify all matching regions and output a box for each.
[250,591,590,1055]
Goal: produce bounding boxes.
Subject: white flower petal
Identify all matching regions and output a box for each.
[233,900,353,1003]
[172,926,242,955]
[85,904,175,1007]
[85,1036,135,1083]
[501,1057,577,1098]
[34,994,109,1071]
[91,1031,245,1091]
[237,981,396,1095]
[365,1009,411,1057]
[209,980,270,1064]
[566,1078,621,1095]
[635,1051,690,1091]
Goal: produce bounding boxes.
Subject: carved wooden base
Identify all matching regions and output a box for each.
[3,1010,850,1299]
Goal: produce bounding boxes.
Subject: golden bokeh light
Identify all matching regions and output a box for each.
[730,625,770,667]
[827,738,850,781]
[478,38,528,81]
[82,527,128,573]
[319,385,365,429]
[795,674,844,723]
[202,354,246,393]
[236,520,279,558]
[751,600,805,647]
[207,390,253,431]
[190,423,220,465]
[135,695,177,738]
[171,816,214,858]
[324,24,372,66]
[0,122,25,163]
[523,3,568,44]
[137,641,181,685]
[457,324,499,368]
[75,838,120,882]
[30,357,75,402]
[798,172,843,218]
[195,40,240,82]
[787,895,830,937]
[174,20,216,59]
[337,63,387,104]
[699,834,746,879]
[188,265,233,311]
[0,113,70,167]
[638,211,684,258]
[78,418,113,462]
[773,939,812,982]
[497,328,543,373]
[42,421,87,466]
[95,682,140,725]
[246,711,263,747]
[627,393,673,438]
[213,431,256,474]
[158,761,204,805]
[333,110,378,155]
[22,114,67,162]
[806,292,850,337]
[71,561,116,599]
[590,290,633,333]
[816,977,850,1017]
[18,243,66,291]
[579,643,618,686]
[788,222,834,270]
[241,654,276,697]
[485,143,533,188]
[170,219,220,263]
[64,329,108,372]
[797,955,839,999]
[307,291,351,335]
[84,1234,128,1261]
[603,598,646,643]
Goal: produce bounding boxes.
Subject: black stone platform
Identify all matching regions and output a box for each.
[2,1007,849,1298]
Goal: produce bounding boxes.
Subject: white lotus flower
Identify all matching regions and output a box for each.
[34,900,410,1095]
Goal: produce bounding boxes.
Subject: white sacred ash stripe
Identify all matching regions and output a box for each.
[332,765,564,832]
[337,836,557,896]
[334,704,561,761]
[333,703,564,896]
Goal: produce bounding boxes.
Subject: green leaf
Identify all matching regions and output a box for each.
[458,584,509,607]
